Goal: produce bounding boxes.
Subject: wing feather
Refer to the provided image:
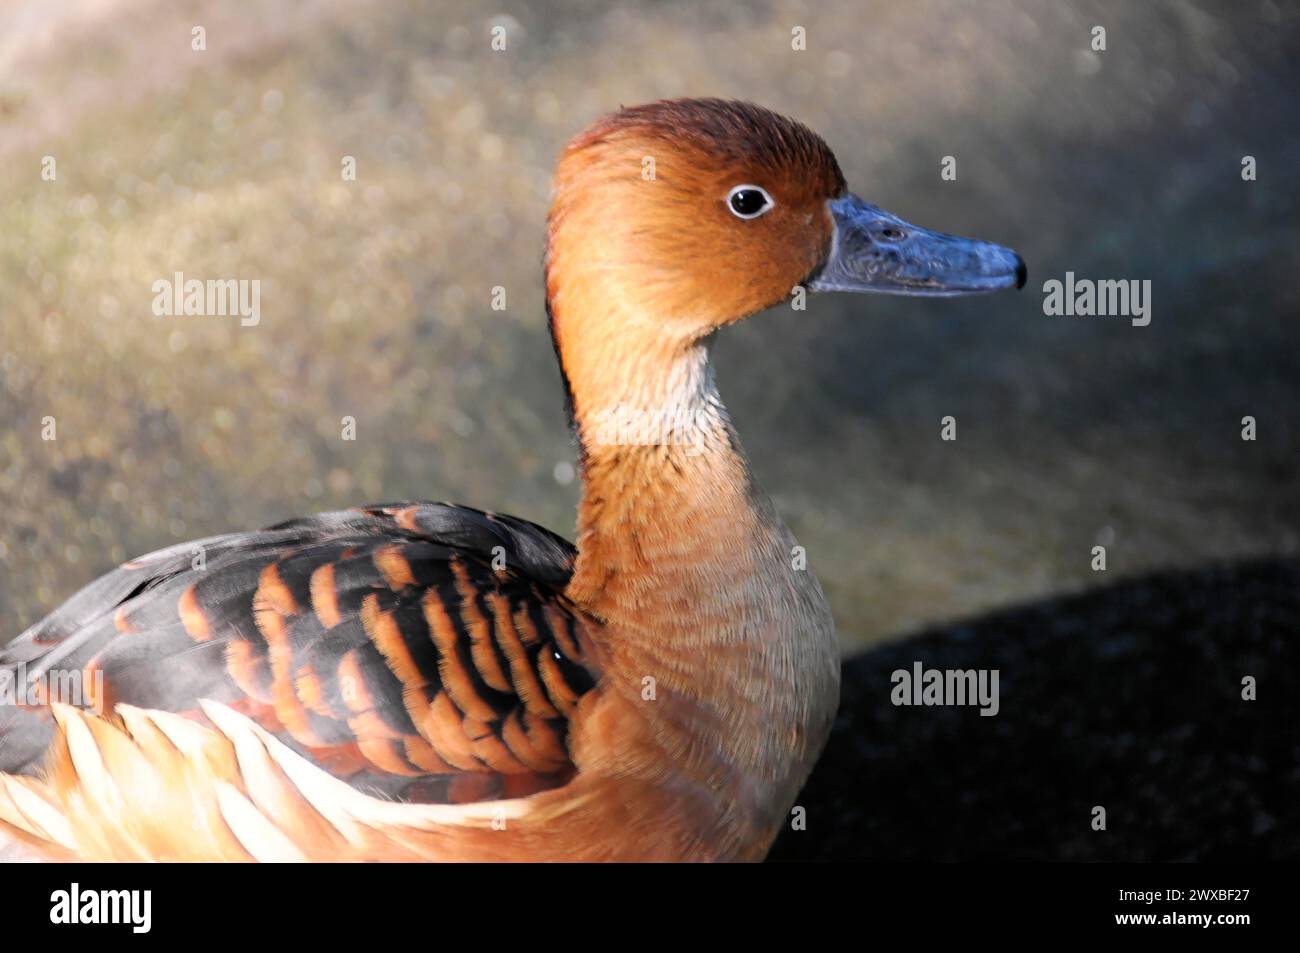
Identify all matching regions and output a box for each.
[0,503,597,804]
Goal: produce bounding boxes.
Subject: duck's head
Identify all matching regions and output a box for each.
[546,98,1025,351]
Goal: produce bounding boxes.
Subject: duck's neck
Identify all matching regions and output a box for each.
[555,307,760,626]
[551,301,839,822]
[567,343,753,626]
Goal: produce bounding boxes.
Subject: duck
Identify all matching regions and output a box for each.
[0,98,1025,862]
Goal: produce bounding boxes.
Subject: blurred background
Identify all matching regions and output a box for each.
[1,0,1297,652]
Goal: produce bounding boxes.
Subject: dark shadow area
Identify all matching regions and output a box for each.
[770,557,1299,861]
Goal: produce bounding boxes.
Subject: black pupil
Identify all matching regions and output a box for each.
[731,189,767,216]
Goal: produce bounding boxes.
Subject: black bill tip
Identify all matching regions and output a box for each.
[1014,255,1028,290]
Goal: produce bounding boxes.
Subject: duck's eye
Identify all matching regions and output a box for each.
[727,185,774,220]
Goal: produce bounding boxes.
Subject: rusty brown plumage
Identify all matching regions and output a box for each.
[0,99,846,861]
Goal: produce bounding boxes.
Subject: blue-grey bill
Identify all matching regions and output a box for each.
[808,194,1026,297]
